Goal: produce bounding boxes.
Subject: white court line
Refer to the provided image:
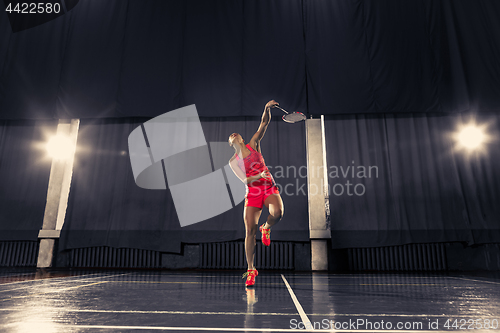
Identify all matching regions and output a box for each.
[45,325,457,332]
[0,281,112,302]
[281,274,314,330]
[0,272,36,278]
[0,308,483,318]
[0,285,48,293]
[0,308,295,316]
[449,276,500,285]
[288,275,449,279]
[0,272,131,291]
[130,275,248,278]
[0,272,121,287]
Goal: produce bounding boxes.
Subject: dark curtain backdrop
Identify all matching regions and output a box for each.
[0,120,56,240]
[1,0,500,119]
[59,117,308,253]
[325,112,500,249]
[1,0,499,252]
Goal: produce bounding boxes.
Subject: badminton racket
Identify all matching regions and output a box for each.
[273,105,306,123]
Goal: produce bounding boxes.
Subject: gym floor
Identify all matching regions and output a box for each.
[0,268,499,332]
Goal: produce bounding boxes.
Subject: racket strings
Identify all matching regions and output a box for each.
[283,112,306,123]
[274,105,306,123]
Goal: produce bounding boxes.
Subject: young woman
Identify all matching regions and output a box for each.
[228,100,284,287]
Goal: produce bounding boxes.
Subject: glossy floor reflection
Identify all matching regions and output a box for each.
[0,269,499,332]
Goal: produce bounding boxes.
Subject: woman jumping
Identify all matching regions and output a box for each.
[228,100,284,287]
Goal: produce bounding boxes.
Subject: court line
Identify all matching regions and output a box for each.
[0,276,112,292]
[0,285,49,294]
[0,279,453,299]
[0,281,110,302]
[281,274,314,330]
[288,275,450,279]
[0,272,453,284]
[0,272,127,287]
[0,272,131,295]
[0,308,295,316]
[54,280,110,292]
[449,276,500,285]
[86,280,448,286]
[0,272,37,278]
[308,282,447,286]
[0,275,449,286]
[0,308,484,318]
[44,324,459,332]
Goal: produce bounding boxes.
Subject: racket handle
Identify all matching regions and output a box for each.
[274,105,289,114]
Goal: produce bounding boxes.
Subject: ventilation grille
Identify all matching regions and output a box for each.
[200,241,294,270]
[0,241,38,267]
[68,247,161,268]
[348,243,447,271]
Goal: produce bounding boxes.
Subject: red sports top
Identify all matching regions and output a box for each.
[235,144,275,187]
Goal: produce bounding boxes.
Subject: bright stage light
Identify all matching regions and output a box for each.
[46,134,74,160]
[457,125,485,149]
[452,120,493,154]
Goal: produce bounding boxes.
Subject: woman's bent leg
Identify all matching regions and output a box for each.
[263,193,284,229]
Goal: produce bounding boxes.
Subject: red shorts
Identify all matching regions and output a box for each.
[245,185,280,209]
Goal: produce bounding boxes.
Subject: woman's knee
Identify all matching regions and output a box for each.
[245,223,257,237]
[271,207,283,221]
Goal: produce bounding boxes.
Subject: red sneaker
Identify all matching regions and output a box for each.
[259,224,271,246]
[242,269,258,287]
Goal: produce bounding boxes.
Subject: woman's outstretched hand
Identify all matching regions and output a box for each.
[265,100,279,110]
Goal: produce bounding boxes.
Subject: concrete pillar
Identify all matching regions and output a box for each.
[306,116,330,271]
[37,119,79,268]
